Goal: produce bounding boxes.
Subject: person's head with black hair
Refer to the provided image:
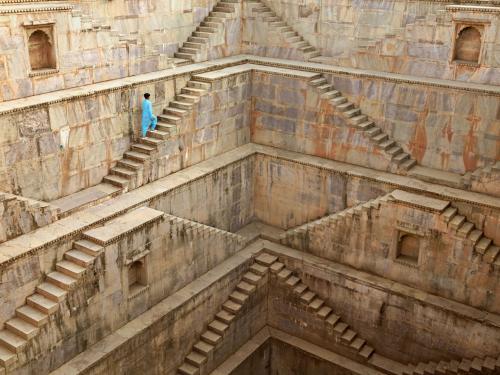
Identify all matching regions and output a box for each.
[144,93,150,99]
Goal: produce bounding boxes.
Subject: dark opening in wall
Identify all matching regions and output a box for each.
[396,232,420,265]
[454,25,482,64]
[28,29,56,70]
[128,259,147,294]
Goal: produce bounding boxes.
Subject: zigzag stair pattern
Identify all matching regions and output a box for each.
[280,194,392,248]
[176,252,275,375]
[402,354,500,374]
[308,76,417,171]
[174,0,239,63]
[442,206,500,265]
[0,239,103,369]
[165,214,246,247]
[102,78,212,191]
[271,257,376,361]
[251,1,321,61]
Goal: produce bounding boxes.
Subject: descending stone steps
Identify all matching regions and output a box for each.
[0,239,103,368]
[441,206,500,264]
[174,0,239,63]
[102,77,212,192]
[280,194,392,249]
[252,1,320,61]
[272,259,375,361]
[462,160,500,186]
[308,76,416,172]
[176,252,275,375]
[402,354,500,374]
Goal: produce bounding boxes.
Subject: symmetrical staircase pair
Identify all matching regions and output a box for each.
[251,1,320,61]
[174,0,239,63]
[177,252,274,375]
[402,355,500,374]
[280,195,391,249]
[102,78,212,191]
[272,256,375,360]
[0,239,102,368]
[442,206,499,264]
[308,76,416,171]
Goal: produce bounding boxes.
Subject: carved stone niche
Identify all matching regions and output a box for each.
[23,22,58,74]
[452,23,484,65]
[126,255,149,298]
[392,229,423,267]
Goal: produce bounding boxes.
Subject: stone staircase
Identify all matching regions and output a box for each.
[280,195,391,250]
[176,252,275,375]
[174,0,239,63]
[309,76,416,172]
[402,354,500,374]
[166,214,246,247]
[0,239,102,369]
[271,256,376,361]
[102,77,212,191]
[251,1,320,61]
[442,205,499,264]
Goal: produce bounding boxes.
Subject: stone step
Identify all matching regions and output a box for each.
[341,329,357,343]
[147,129,170,140]
[46,271,77,290]
[118,159,143,171]
[56,260,86,278]
[192,31,212,38]
[216,309,235,324]
[222,300,242,314]
[179,47,200,55]
[457,222,474,238]
[236,281,256,294]
[300,291,316,304]
[359,345,374,359]
[193,340,214,355]
[333,322,349,335]
[294,283,308,295]
[468,229,482,245]
[0,345,16,366]
[308,298,324,311]
[317,306,332,319]
[208,319,229,335]
[0,330,26,353]
[27,293,59,314]
[350,337,366,351]
[270,262,284,273]
[326,313,341,327]
[124,151,150,163]
[181,87,207,97]
[400,159,416,170]
[187,80,211,90]
[449,215,465,230]
[186,351,207,367]
[197,26,217,33]
[132,142,157,154]
[229,291,248,304]
[475,237,492,254]
[201,330,222,345]
[178,362,199,375]
[442,207,457,222]
[164,106,189,117]
[36,282,67,302]
[277,268,292,280]
[242,271,261,285]
[16,305,48,327]
[139,137,163,148]
[184,42,204,49]
[5,318,38,340]
[188,36,209,44]
[379,139,396,151]
[174,52,195,60]
[393,152,409,164]
[249,263,267,276]
[64,249,95,268]
[74,239,103,256]
[103,174,129,189]
[177,94,200,104]
[286,275,300,287]
[255,252,278,266]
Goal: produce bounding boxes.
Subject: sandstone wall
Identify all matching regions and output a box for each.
[243,0,500,84]
[271,249,500,364]
[0,68,251,201]
[0,0,243,102]
[251,70,499,175]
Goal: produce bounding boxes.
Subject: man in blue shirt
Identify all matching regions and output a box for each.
[141,93,157,137]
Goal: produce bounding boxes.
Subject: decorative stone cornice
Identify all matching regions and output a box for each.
[446,4,500,12]
[0,3,72,13]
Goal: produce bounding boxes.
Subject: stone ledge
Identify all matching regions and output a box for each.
[390,190,450,213]
[1,54,499,116]
[263,240,500,328]
[0,3,72,13]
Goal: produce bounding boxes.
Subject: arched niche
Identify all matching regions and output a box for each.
[27,28,56,71]
[453,25,483,64]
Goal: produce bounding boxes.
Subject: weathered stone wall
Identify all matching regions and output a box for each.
[0,0,243,102]
[270,250,500,364]
[269,339,357,375]
[230,340,271,375]
[0,68,251,201]
[254,155,500,311]
[244,0,500,84]
[251,70,500,175]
